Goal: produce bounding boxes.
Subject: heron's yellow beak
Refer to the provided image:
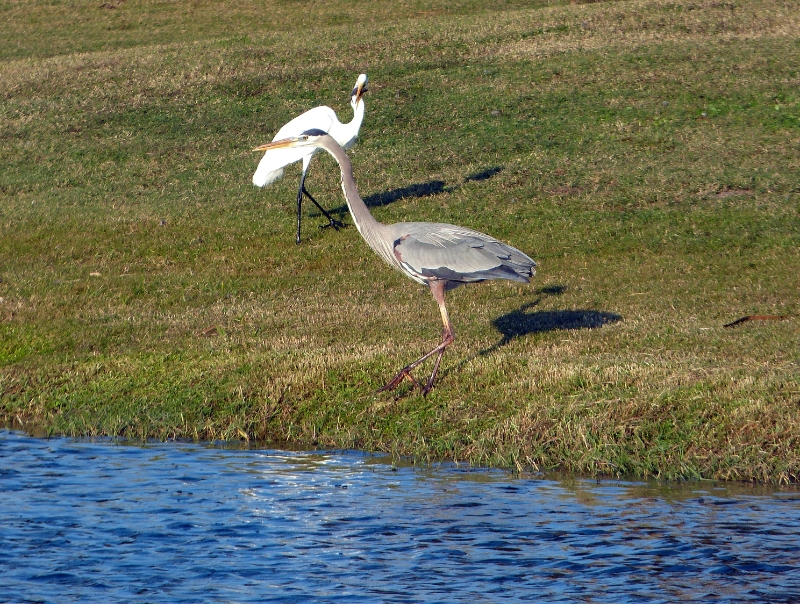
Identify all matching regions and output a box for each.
[252,138,297,152]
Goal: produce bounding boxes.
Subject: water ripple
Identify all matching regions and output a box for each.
[1,430,800,603]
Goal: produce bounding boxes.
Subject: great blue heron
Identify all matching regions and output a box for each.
[253,130,537,395]
[252,74,368,244]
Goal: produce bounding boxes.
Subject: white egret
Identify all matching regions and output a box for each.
[253,74,368,244]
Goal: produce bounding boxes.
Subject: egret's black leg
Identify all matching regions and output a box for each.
[302,186,345,231]
[295,181,304,245]
[295,169,345,244]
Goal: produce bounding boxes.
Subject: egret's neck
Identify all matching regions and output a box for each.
[336,99,365,149]
[349,99,365,129]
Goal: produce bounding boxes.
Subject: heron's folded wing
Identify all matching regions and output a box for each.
[393,225,533,283]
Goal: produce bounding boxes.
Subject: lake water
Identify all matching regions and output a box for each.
[1,429,799,603]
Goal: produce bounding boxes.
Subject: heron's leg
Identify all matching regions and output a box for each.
[379,281,455,396]
[423,326,454,396]
[302,185,345,232]
[378,336,451,393]
[422,286,455,395]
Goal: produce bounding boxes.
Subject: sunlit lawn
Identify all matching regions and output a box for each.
[1,0,799,481]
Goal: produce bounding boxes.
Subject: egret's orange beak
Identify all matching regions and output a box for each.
[351,75,368,104]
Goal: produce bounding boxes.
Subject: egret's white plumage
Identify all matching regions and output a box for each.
[253,74,368,243]
[253,131,537,395]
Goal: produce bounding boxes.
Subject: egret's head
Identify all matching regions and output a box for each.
[350,73,368,109]
[252,129,329,152]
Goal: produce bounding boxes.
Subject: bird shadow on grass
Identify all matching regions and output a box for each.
[440,285,622,380]
[464,166,503,182]
[490,305,622,349]
[317,166,503,219]
[361,165,503,210]
[485,285,622,353]
[321,180,452,218]
[365,180,453,208]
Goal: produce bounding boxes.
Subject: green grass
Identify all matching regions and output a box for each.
[2,0,799,482]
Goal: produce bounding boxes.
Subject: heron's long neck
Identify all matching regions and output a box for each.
[319,137,395,266]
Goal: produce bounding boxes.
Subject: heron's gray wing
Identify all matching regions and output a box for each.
[391,223,535,284]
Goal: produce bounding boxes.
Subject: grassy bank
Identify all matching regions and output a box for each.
[2,0,799,482]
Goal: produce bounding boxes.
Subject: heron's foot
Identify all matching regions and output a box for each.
[422,376,437,397]
[319,217,346,231]
[377,366,423,394]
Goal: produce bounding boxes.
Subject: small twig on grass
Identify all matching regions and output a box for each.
[724,315,790,328]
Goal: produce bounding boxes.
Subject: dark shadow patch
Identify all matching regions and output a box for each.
[323,180,450,216]
[438,291,621,382]
[536,284,567,296]
[465,166,503,183]
[492,306,622,343]
[483,286,621,353]
[363,180,450,208]
[318,166,504,218]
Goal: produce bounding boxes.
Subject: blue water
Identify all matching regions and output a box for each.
[1,429,799,603]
